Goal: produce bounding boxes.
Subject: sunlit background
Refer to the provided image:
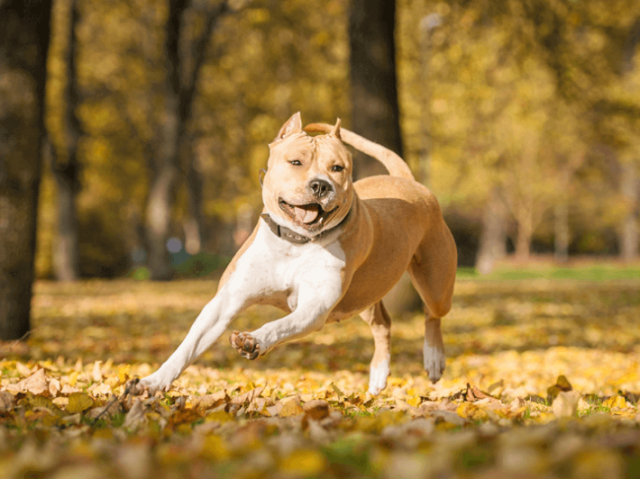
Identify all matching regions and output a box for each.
[35,0,640,282]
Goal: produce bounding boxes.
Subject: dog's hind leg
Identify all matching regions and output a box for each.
[360,300,392,395]
[407,221,457,383]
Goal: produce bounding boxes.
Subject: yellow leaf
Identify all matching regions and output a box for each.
[280,398,304,417]
[205,410,234,423]
[602,395,627,409]
[407,396,422,408]
[29,394,64,416]
[93,428,113,440]
[330,383,344,397]
[117,365,130,384]
[200,435,230,460]
[66,393,95,414]
[456,403,488,421]
[68,371,79,387]
[280,449,326,475]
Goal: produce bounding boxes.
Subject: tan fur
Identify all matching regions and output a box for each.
[305,122,414,181]
[220,115,457,383]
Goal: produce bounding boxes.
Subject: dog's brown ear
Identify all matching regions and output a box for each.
[330,118,342,140]
[273,112,302,143]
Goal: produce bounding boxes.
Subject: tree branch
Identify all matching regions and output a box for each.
[179,0,230,123]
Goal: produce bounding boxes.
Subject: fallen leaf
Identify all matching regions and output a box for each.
[16,369,49,395]
[488,379,505,395]
[602,395,628,409]
[465,383,493,402]
[431,410,466,426]
[0,391,15,412]
[457,403,489,421]
[279,397,305,417]
[66,393,95,414]
[230,386,265,406]
[86,396,123,419]
[280,449,326,476]
[16,362,33,377]
[303,400,330,421]
[122,399,146,429]
[195,390,228,410]
[330,383,344,397]
[548,375,573,402]
[28,394,64,417]
[552,391,580,418]
[92,361,103,382]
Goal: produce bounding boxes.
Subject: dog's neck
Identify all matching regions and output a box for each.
[260,210,350,245]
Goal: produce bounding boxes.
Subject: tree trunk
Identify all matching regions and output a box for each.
[348,0,404,180]
[475,188,507,274]
[0,0,52,339]
[418,13,441,187]
[54,164,81,280]
[620,162,639,261]
[145,0,230,276]
[180,1,229,255]
[618,21,640,262]
[515,212,533,261]
[144,0,187,281]
[52,0,81,281]
[185,140,204,255]
[554,202,570,263]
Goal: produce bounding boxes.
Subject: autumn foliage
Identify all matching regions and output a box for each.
[1,278,640,478]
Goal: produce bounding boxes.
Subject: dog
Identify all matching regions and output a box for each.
[137,113,457,395]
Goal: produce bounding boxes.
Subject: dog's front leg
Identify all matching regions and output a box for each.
[137,281,254,393]
[230,283,340,358]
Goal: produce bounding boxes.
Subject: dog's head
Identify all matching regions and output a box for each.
[262,112,353,237]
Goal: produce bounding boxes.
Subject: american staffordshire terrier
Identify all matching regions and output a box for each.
[137,113,457,395]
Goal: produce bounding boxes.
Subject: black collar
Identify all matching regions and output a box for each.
[260,211,348,245]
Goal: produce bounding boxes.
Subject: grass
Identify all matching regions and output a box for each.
[457,262,640,281]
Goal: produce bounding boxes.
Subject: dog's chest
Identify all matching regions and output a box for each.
[235,224,346,306]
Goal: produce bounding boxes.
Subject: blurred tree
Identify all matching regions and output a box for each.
[349,0,404,179]
[146,0,233,280]
[618,18,640,261]
[476,188,508,274]
[50,0,82,281]
[0,0,52,339]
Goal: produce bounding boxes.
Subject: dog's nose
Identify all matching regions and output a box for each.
[308,178,333,198]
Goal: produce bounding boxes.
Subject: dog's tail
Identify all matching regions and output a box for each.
[304,123,415,181]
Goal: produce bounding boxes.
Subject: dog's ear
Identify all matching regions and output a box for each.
[330,118,342,140]
[273,112,302,143]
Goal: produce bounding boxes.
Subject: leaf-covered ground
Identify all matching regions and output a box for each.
[2,277,640,478]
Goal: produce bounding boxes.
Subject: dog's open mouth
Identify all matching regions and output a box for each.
[279,198,336,227]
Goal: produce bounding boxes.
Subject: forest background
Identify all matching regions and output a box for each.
[2,0,640,333]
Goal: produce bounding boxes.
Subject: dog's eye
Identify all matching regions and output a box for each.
[331,165,344,173]
[289,160,302,166]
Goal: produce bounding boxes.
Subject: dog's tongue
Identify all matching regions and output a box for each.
[294,205,320,224]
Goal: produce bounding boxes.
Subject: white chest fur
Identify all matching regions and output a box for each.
[231,221,347,311]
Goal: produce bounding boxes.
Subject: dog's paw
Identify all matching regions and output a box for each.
[368,354,390,395]
[423,343,445,384]
[135,371,174,395]
[229,330,261,360]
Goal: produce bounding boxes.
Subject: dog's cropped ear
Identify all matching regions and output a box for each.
[330,118,342,140]
[273,112,303,143]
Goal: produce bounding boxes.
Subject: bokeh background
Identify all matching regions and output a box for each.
[3,0,640,290]
[30,0,640,284]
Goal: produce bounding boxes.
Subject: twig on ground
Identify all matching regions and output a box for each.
[90,378,139,426]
